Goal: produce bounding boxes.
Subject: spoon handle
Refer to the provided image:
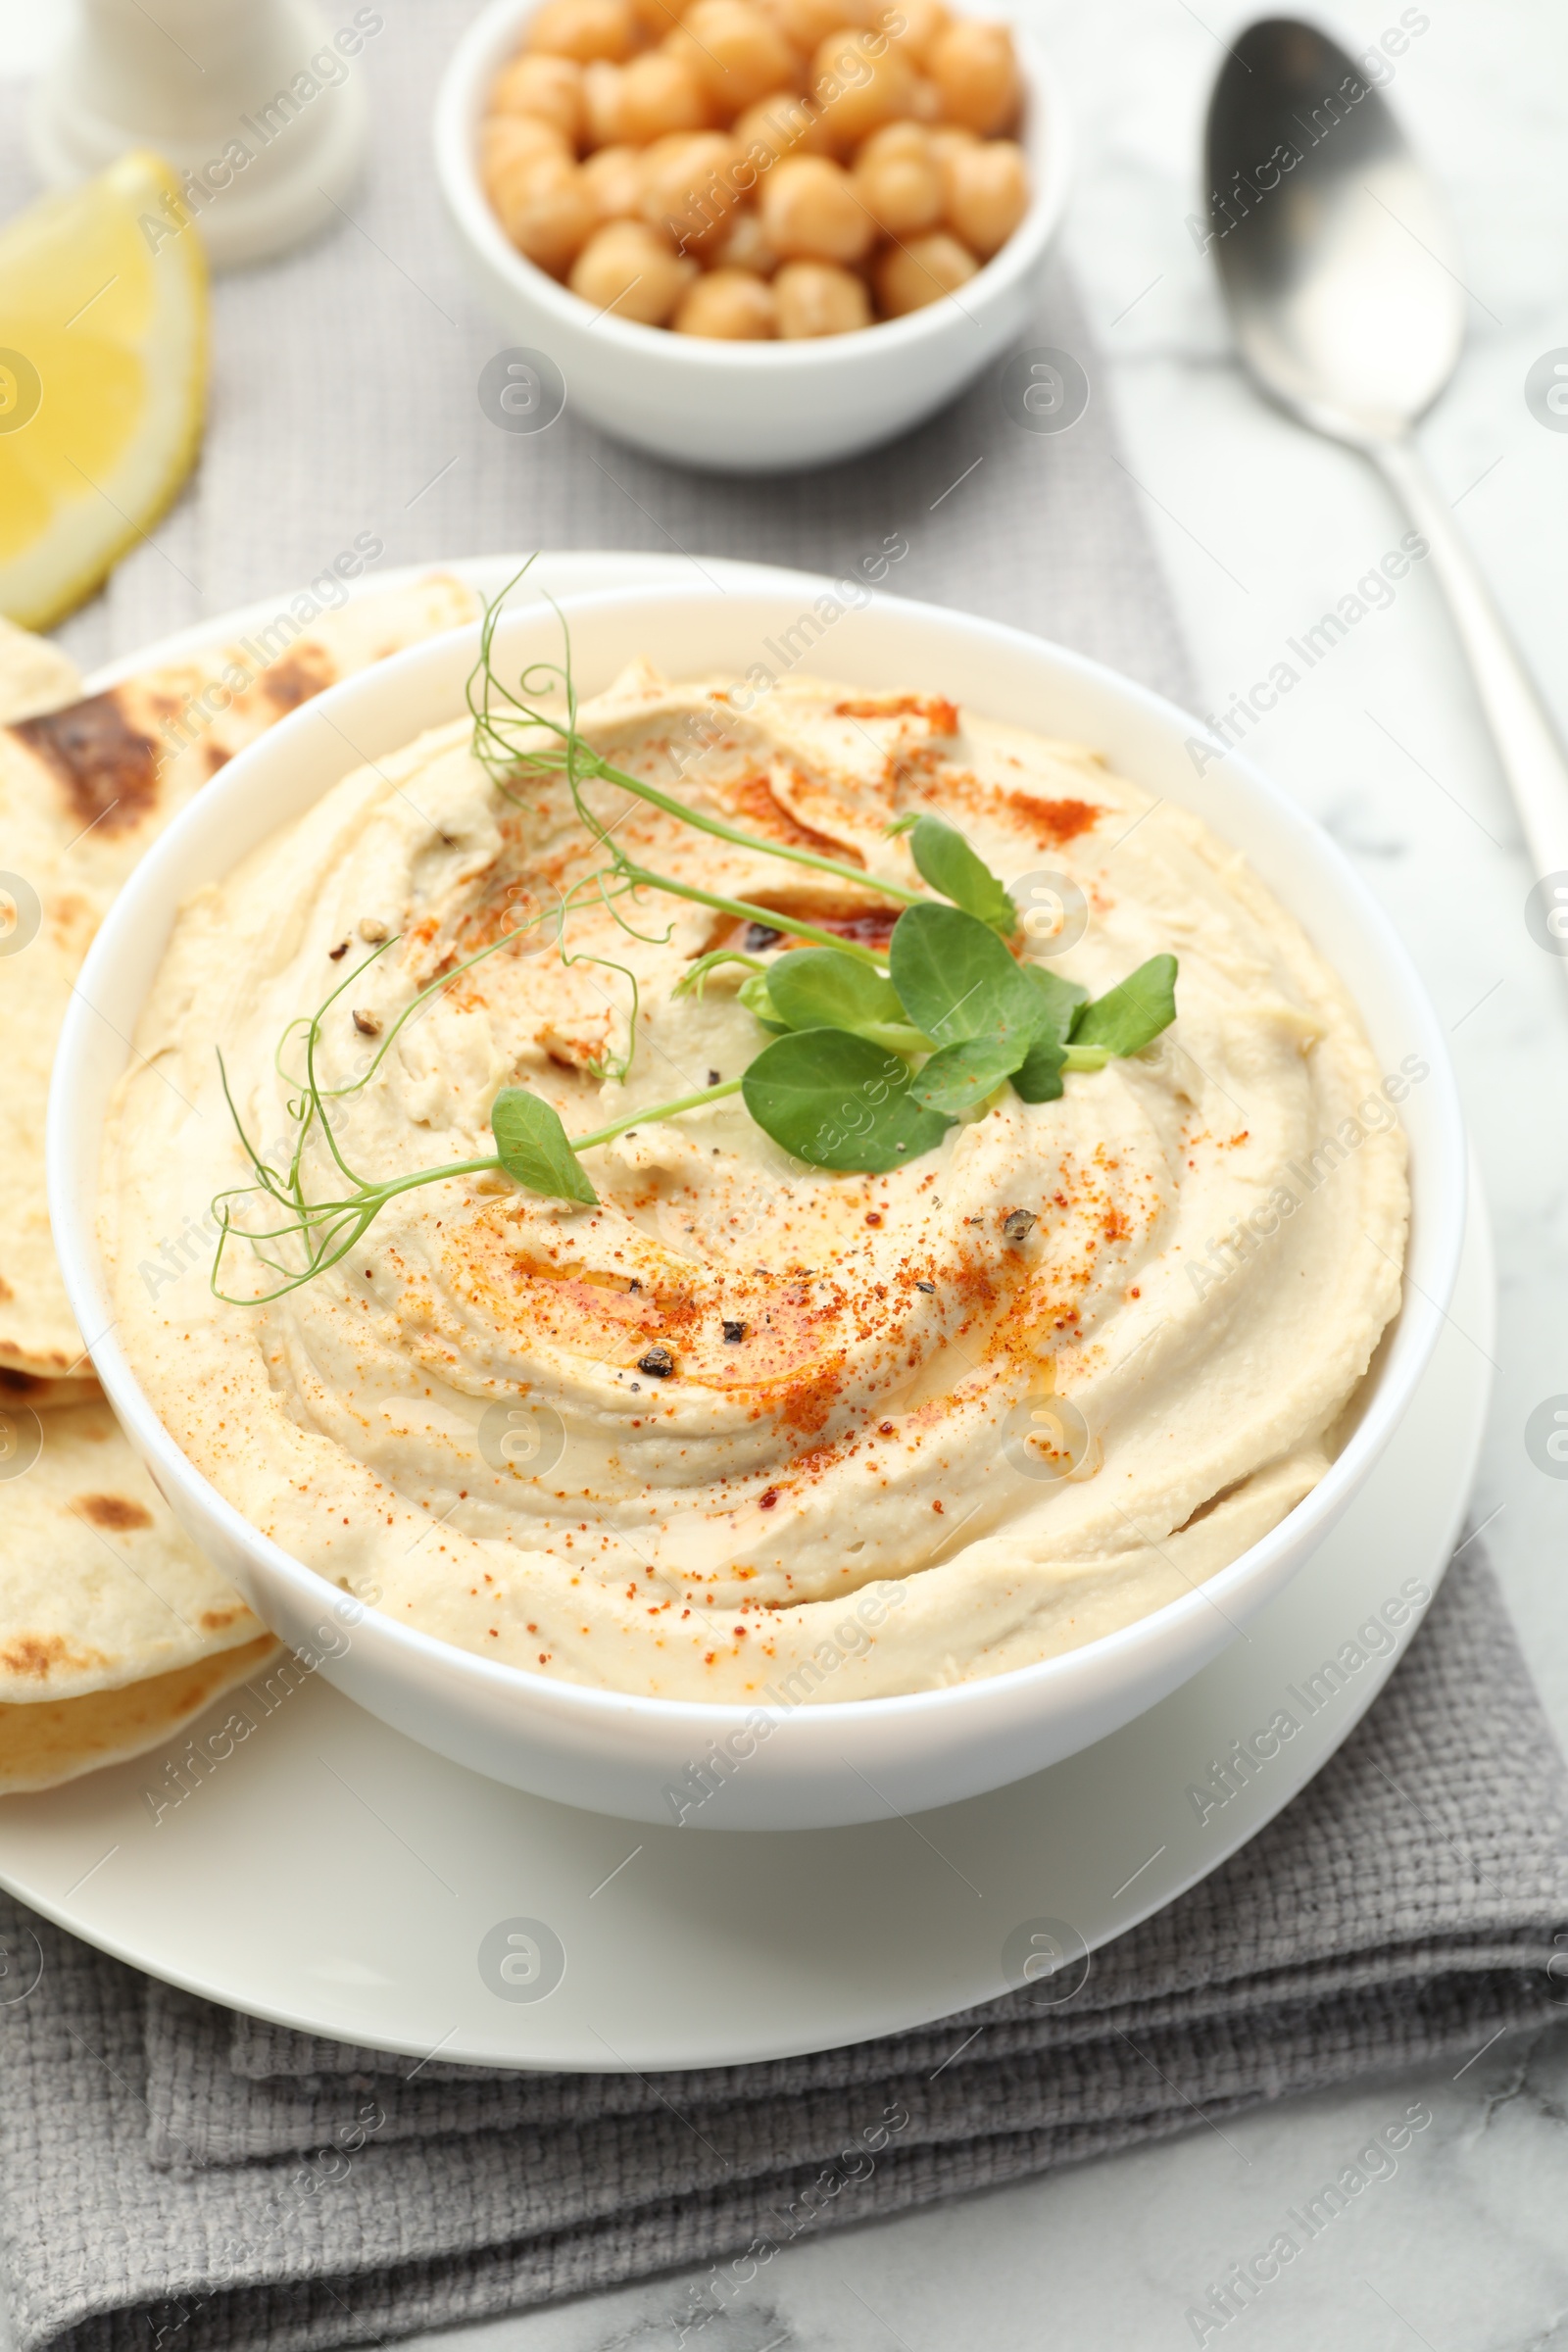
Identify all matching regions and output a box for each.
[1372,436,1568,903]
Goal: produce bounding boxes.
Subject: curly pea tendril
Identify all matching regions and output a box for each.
[212,561,1177,1302]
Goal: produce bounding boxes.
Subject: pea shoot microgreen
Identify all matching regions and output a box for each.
[740,1030,953,1175]
[212,572,1179,1299]
[491,1085,599,1207]
[886,810,1018,934]
[759,949,931,1056]
[1068,953,1179,1057]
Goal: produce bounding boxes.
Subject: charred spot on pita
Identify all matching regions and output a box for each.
[257,646,335,713]
[74,1494,155,1532]
[11,693,161,834]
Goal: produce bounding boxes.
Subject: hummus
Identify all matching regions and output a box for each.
[102,662,1410,1702]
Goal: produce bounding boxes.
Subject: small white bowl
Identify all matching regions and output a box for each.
[433,0,1072,471]
[49,577,1465,1831]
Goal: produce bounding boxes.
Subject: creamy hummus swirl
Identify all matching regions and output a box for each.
[102,662,1410,1701]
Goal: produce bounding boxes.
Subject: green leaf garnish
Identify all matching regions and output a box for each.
[891,811,1017,934]
[491,1086,599,1206]
[765,948,902,1033]
[908,1035,1026,1116]
[1011,1029,1066,1104]
[760,948,932,1054]
[1070,955,1178,1057]
[742,1029,954,1173]
[737,969,790,1030]
[888,904,1040,1054]
[1011,967,1089,1102]
[1026,964,1090,1035]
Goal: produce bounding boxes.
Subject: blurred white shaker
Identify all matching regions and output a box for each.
[29,0,373,267]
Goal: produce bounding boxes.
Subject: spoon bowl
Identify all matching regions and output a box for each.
[1206,20,1464,442]
[1203,16,1568,936]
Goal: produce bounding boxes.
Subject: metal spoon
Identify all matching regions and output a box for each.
[1203,17,1568,912]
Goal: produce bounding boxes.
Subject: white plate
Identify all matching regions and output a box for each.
[0,556,1491,2071]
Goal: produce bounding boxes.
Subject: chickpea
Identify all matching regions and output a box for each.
[884,0,948,65]
[569,219,698,320]
[492,0,1033,339]
[612,50,711,142]
[664,0,803,115]
[811,27,917,150]
[581,60,626,147]
[852,120,940,234]
[525,0,638,60]
[732,89,831,168]
[942,134,1026,255]
[640,131,744,253]
[873,227,977,313]
[708,201,778,272]
[769,0,857,50]
[674,267,779,336]
[761,153,872,264]
[490,53,586,146]
[928,122,978,172]
[492,154,598,275]
[774,258,872,335]
[580,141,647,219]
[926,18,1018,133]
[481,112,571,192]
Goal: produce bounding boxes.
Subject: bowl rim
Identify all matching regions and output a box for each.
[48,571,1467,1738]
[431,0,1074,370]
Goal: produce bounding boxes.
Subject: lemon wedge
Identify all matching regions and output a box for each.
[0,151,208,630]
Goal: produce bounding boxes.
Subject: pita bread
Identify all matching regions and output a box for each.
[0,1397,268,1700]
[0,615,80,725]
[0,573,478,1388]
[0,578,479,1789]
[0,1634,280,1792]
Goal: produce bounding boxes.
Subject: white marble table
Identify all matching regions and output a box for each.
[3,0,1566,2341]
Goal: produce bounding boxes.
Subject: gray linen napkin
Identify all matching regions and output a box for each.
[2,1553,1567,2352]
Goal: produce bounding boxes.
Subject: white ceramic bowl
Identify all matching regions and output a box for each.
[433,0,1072,471]
[49,575,1465,1831]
